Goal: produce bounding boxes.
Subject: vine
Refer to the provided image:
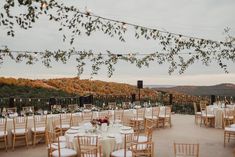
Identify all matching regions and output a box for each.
[0,0,234,77]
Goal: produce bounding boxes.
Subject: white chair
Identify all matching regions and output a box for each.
[0,117,8,151]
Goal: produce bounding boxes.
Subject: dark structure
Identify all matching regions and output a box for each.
[137,80,143,101]
[169,94,173,105]
[211,95,216,104]
[131,94,136,103]
[9,97,14,107]
[79,95,93,107]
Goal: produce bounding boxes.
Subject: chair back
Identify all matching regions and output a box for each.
[82,111,93,122]
[22,106,34,115]
[108,102,116,110]
[144,119,154,141]
[200,101,207,111]
[51,105,62,113]
[136,108,145,119]
[122,102,131,109]
[77,136,99,156]
[152,107,160,118]
[6,107,17,114]
[47,131,62,157]
[173,142,199,157]
[13,116,28,132]
[68,104,79,113]
[161,106,171,117]
[53,116,63,136]
[131,141,154,157]
[60,113,72,127]
[84,104,93,110]
[124,133,136,157]
[98,110,109,119]
[114,109,124,123]
[33,115,47,131]
[0,117,7,134]
[71,114,82,126]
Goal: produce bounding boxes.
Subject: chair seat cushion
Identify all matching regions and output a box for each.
[49,142,66,149]
[11,128,28,135]
[225,127,235,132]
[201,114,214,118]
[138,136,148,142]
[159,115,170,118]
[131,118,144,121]
[0,131,7,137]
[31,127,45,133]
[145,116,158,120]
[111,149,132,157]
[56,124,70,129]
[52,148,77,157]
[195,112,201,115]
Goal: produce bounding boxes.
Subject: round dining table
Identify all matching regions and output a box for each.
[65,122,134,157]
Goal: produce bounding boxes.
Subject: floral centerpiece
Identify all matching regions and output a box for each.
[90,116,110,127]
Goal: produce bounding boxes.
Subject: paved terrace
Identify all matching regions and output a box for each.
[0,114,234,157]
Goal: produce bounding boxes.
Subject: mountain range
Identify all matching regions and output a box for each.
[153,83,235,96]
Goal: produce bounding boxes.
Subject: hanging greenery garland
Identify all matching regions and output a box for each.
[0,0,234,77]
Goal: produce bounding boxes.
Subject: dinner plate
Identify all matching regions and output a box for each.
[107,133,115,138]
[121,126,132,130]
[70,126,80,130]
[120,130,133,134]
[66,130,79,134]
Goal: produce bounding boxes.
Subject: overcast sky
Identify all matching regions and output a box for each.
[0,0,235,86]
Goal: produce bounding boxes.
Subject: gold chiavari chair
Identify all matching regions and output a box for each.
[131,141,154,157]
[12,116,28,150]
[98,110,109,119]
[83,104,93,110]
[173,142,199,157]
[111,133,136,157]
[0,117,8,151]
[31,114,47,146]
[60,113,72,134]
[51,105,62,113]
[22,106,34,115]
[77,135,101,157]
[6,107,17,114]
[52,116,66,143]
[193,102,201,125]
[224,109,235,147]
[200,102,215,127]
[113,109,124,124]
[82,110,93,122]
[108,102,116,110]
[70,114,82,127]
[47,131,77,157]
[159,106,172,128]
[223,108,234,128]
[130,108,146,132]
[122,102,131,110]
[68,104,79,113]
[145,107,160,128]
